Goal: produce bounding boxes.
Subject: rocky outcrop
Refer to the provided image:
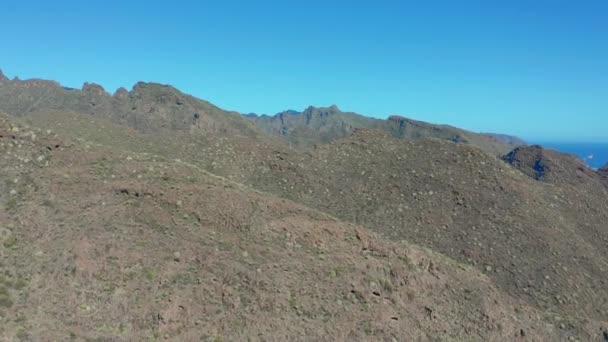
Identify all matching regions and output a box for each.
[113,87,129,100]
[502,145,602,188]
[82,82,107,96]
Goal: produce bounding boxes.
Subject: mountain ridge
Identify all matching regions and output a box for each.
[0,71,258,137]
[245,105,526,155]
[0,69,524,156]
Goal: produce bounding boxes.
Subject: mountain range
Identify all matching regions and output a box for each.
[1,68,607,341]
[243,106,526,155]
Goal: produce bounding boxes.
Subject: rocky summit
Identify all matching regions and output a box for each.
[0,70,607,341]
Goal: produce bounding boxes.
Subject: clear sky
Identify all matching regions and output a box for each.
[1,0,606,141]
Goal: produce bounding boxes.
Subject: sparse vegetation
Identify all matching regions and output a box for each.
[3,235,17,248]
[5,197,18,211]
[0,73,605,341]
[0,291,13,308]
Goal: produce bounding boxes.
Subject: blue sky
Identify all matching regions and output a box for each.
[1,0,606,141]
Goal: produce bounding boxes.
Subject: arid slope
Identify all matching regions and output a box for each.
[0,113,570,341]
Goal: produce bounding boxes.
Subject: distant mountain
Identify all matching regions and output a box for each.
[245,105,526,155]
[242,112,261,119]
[482,133,528,146]
[0,69,525,156]
[0,70,257,136]
[244,110,301,119]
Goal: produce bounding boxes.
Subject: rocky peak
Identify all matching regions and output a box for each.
[131,81,175,93]
[303,105,342,118]
[328,104,340,112]
[113,87,129,100]
[82,82,107,96]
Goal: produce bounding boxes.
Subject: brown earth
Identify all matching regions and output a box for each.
[0,113,572,341]
[8,111,608,340]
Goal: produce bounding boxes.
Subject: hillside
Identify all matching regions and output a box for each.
[2,70,608,340]
[599,164,608,186]
[246,105,525,155]
[217,130,608,331]
[13,109,608,340]
[0,113,568,341]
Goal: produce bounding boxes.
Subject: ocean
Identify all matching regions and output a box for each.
[532,142,608,170]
